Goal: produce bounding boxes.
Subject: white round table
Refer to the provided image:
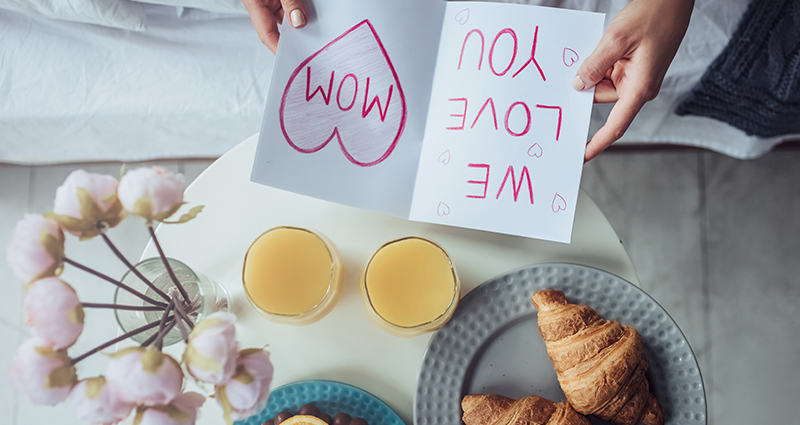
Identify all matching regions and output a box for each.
[143,133,638,425]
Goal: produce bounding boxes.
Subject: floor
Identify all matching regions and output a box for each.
[1,150,798,424]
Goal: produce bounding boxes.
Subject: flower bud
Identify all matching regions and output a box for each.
[10,337,77,405]
[106,347,183,406]
[118,167,186,223]
[216,349,274,424]
[183,312,238,384]
[132,392,205,425]
[6,214,64,283]
[50,169,125,240]
[67,376,134,424]
[24,277,84,349]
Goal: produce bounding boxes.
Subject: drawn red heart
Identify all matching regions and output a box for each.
[438,149,451,165]
[527,143,543,158]
[437,202,451,216]
[563,48,579,67]
[552,193,567,213]
[280,20,407,167]
[455,8,470,25]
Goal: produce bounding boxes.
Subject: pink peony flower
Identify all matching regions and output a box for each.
[67,376,134,424]
[132,392,205,425]
[6,214,65,283]
[216,349,274,423]
[105,347,183,406]
[10,337,77,406]
[24,277,84,349]
[50,169,126,239]
[182,312,238,384]
[118,167,186,223]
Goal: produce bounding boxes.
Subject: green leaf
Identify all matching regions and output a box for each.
[162,205,204,225]
[84,376,106,400]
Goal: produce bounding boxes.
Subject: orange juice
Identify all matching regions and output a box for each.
[243,227,342,325]
[361,237,459,337]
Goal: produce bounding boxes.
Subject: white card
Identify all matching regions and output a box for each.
[409,2,604,242]
[252,0,604,243]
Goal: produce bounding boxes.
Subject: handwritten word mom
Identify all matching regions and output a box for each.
[458,26,545,80]
[304,67,395,122]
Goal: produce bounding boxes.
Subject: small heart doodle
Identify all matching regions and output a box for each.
[438,149,451,165]
[437,202,451,216]
[552,193,567,213]
[527,143,543,158]
[455,8,470,25]
[563,48,579,67]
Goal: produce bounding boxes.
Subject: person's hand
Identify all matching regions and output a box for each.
[574,0,694,161]
[241,0,308,54]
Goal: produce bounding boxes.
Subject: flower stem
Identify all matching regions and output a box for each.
[138,322,166,347]
[100,231,171,302]
[148,225,191,303]
[172,298,195,330]
[70,314,175,365]
[154,318,178,351]
[63,257,167,308]
[82,302,165,312]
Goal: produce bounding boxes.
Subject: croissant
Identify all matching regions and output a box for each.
[461,394,590,425]
[531,289,664,425]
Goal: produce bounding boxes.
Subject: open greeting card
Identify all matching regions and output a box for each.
[251,0,604,243]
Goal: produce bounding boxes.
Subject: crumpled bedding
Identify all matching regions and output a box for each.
[0,0,794,164]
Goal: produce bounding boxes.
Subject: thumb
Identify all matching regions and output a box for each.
[572,32,629,91]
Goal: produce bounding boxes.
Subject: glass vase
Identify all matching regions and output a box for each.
[113,257,231,347]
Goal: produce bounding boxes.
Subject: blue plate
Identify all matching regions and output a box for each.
[237,380,405,425]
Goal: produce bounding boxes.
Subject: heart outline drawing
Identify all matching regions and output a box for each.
[552,193,567,213]
[455,8,470,25]
[527,143,543,158]
[280,20,407,167]
[438,149,451,165]
[563,48,579,67]
[437,202,451,216]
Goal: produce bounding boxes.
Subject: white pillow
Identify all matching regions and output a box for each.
[132,0,247,15]
[0,0,147,30]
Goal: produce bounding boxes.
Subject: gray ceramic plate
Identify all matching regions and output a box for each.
[414,263,707,425]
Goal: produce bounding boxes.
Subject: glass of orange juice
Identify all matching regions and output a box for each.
[361,236,460,338]
[242,226,343,325]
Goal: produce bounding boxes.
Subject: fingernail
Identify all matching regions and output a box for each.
[572,75,586,91]
[290,9,306,28]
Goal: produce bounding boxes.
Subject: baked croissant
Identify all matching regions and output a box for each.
[531,289,664,425]
[461,394,590,425]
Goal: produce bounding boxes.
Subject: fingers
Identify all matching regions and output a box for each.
[242,0,308,53]
[584,93,646,162]
[593,79,619,103]
[241,0,281,53]
[281,0,308,28]
[572,31,630,92]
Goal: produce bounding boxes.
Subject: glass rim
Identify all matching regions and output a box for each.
[362,236,460,331]
[241,226,339,319]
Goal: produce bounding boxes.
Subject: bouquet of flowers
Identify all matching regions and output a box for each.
[7,167,272,425]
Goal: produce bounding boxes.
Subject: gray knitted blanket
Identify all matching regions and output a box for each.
[675,0,800,137]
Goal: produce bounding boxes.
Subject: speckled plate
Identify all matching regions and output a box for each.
[414,264,707,425]
[239,380,405,425]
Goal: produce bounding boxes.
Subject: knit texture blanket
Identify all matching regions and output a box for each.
[675,0,800,137]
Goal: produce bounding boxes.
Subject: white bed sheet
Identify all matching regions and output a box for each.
[0,5,273,164]
[0,0,795,165]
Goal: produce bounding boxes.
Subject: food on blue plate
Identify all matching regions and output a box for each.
[461,394,590,425]
[262,403,367,425]
[531,289,664,425]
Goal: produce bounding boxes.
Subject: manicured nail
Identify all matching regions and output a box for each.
[290,9,306,28]
[572,75,586,91]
